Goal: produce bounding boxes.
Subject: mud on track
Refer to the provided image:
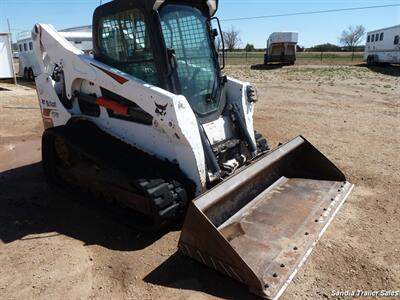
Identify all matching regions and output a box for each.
[0,65,399,299]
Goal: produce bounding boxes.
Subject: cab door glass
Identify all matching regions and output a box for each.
[160,5,221,116]
[98,9,159,86]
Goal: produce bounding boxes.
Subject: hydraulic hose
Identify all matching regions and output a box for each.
[230,104,257,157]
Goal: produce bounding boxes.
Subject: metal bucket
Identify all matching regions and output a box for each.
[179,136,354,299]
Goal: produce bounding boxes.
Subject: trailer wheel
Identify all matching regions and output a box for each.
[23,68,29,80]
[28,68,34,81]
[367,55,377,66]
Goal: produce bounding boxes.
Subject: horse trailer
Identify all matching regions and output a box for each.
[365,25,400,65]
[264,32,298,65]
[17,27,92,80]
[0,33,16,83]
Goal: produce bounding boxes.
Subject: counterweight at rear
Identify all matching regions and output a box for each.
[32,0,353,298]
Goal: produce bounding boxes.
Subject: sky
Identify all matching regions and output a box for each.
[1,0,399,48]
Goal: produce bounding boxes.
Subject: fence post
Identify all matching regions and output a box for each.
[320,51,323,62]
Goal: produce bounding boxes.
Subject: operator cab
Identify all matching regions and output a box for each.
[93,0,225,122]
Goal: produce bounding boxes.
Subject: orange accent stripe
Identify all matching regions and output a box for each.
[91,64,129,84]
[41,109,53,129]
[42,108,52,117]
[96,97,129,117]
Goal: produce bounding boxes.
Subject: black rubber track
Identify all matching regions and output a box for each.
[255,131,270,153]
[42,120,194,231]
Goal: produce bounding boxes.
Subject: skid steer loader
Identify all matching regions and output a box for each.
[32,0,353,298]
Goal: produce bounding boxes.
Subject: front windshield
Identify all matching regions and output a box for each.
[160,5,221,116]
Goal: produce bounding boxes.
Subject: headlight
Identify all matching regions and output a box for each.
[247,85,258,103]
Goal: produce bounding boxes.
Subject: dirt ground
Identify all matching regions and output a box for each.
[0,64,399,300]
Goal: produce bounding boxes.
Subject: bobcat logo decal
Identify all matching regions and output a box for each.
[155,102,168,117]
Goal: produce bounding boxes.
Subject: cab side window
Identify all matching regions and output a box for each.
[394,35,400,45]
[98,8,159,86]
[367,35,370,43]
[379,33,384,41]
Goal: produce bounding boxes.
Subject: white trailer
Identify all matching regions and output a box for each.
[264,32,298,65]
[0,33,16,83]
[364,25,400,65]
[17,27,92,80]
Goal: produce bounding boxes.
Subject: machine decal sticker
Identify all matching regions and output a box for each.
[155,102,167,117]
[41,99,57,108]
[91,64,129,84]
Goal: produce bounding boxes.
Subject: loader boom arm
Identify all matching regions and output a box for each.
[32,23,208,193]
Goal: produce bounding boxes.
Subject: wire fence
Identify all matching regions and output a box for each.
[221,51,364,65]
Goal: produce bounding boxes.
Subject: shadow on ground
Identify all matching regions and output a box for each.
[356,63,400,77]
[0,163,256,299]
[0,162,255,298]
[144,252,259,300]
[0,163,169,250]
[15,77,36,89]
[251,63,288,70]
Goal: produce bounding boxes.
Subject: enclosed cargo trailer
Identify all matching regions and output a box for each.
[264,32,298,65]
[0,33,16,84]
